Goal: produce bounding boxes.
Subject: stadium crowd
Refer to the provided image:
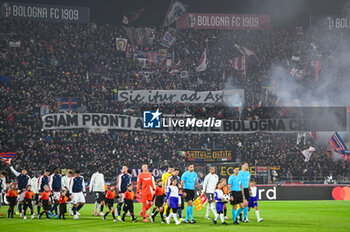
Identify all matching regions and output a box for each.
[0,18,349,182]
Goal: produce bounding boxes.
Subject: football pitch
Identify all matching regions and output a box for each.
[1,201,350,232]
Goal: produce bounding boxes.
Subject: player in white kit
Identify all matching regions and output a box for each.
[203,167,219,220]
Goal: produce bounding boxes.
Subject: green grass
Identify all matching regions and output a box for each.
[1,201,350,232]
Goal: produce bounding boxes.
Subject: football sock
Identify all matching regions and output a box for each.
[189,206,193,220]
[77,204,83,211]
[236,207,243,219]
[206,204,210,217]
[232,209,237,221]
[153,211,159,217]
[220,214,225,223]
[256,210,260,219]
[177,208,182,218]
[185,207,189,221]
[243,207,248,220]
[214,213,219,221]
[117,203,122,215]
[53,203,59,215]
[211,203,217,217]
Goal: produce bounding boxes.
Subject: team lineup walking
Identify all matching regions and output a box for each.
[1,160,263,225]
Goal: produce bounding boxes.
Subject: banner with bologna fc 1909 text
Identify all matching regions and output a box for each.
[176,12,271,30]
[0,1,90,23]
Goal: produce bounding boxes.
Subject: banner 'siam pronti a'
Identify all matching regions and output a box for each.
[42,113,342,133]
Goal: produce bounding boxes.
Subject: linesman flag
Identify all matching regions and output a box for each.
[193,193,208,211]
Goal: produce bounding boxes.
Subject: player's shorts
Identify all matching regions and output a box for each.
[248,199,258,208]
[206,193,214,202]
[53,191,60,201]
[244,188,250,201]
[155,195,165,207]
[183,189,195,202]
[59,203,67,214]
[105,198,114,208]
[17,191,25,202]
[141,192,153,203]
[72,192,86,204]
[94,192,105,203]
[42,200,50,211]
[230,191,243,205]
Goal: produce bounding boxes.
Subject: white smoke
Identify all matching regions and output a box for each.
[223,78,244,117]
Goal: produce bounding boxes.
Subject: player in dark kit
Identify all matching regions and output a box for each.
[0,170,7,215]
[120,184,137,222]
[23,185,35,219]
[49,167,62,217]
[38,185,51,219]
[150,179,166,223]
[8,160,31,217]
[6,183,18,218]
[59,190,69,219]
[37,169,50,217]
[103,184,118,222]
[116,166,131,218]
[69,170,86,220]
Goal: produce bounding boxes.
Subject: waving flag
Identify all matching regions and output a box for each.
[326,149,344,161]
[229,57,246,76]
[301,147,315,162]
[116,38,128,51]
[193,194,208,211]
[160,31,176,48]
[234,44,260,66]
[147,52,160,65]
[125,28,153,47]
[57,97,78,109]
[329,132,350,161]
[163,0,187,27]
[195,49,208,72]
[123,8,144,25]
[0,152,16,165]
[297,132,306,145]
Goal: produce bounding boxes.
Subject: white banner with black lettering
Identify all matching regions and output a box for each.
[42,113,331,133]
[116,89,245,104]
